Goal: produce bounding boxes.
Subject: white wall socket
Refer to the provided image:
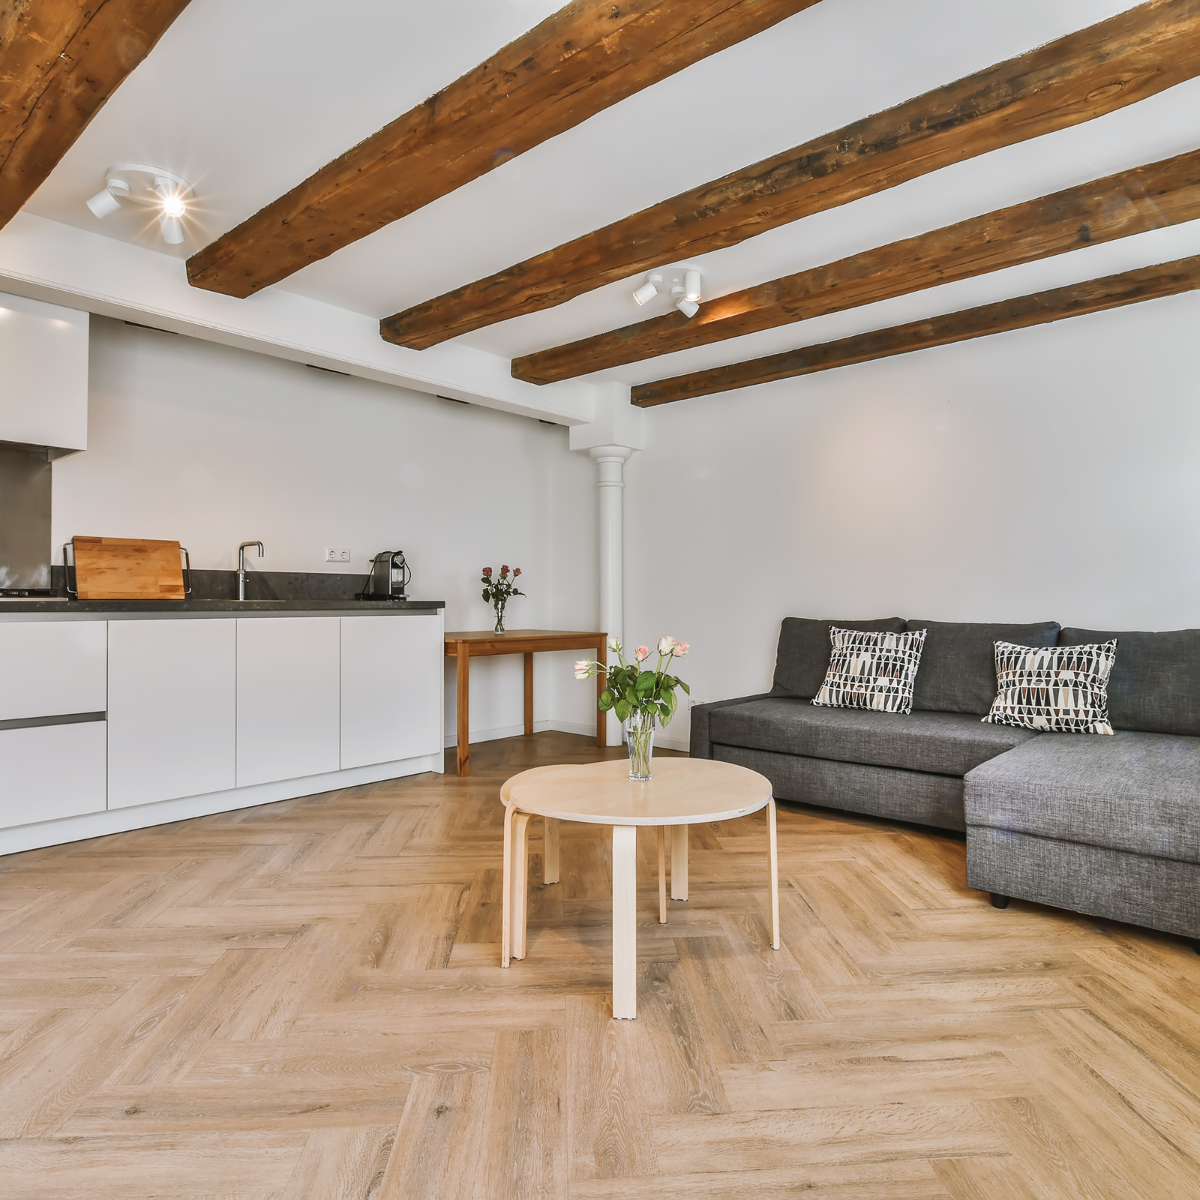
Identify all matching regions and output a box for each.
[324,547,351,563]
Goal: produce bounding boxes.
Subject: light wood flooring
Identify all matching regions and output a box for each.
[1,731,1199,1198]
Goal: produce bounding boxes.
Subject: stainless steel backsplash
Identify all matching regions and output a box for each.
[0,443,52,590]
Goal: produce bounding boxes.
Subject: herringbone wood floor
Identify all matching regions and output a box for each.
[1,732,1198,1198]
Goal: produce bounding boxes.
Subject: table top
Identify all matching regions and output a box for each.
[445,629,605,655]
[502,758,773,826]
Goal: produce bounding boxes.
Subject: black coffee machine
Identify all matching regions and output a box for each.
[357,550,411,601]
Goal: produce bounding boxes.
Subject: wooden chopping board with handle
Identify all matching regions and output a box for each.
[72,536,186,601]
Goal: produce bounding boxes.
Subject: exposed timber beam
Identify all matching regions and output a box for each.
[0,0,192,230]
[383,0,1200,351]
[513,148,1200,383]
[186,0,823,299]
[629,256,1200,406]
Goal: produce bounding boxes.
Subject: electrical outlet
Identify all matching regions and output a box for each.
[324,547,350,563]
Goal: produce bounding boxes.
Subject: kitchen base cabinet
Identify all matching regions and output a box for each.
[0,621,107,721]
[237,617,341,787]
[0,721,107,826]
[108,619,237,809]
[341,614,443,769]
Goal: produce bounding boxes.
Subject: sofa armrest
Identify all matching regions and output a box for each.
[689,693,771,759]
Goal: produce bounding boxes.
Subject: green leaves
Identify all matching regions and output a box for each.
[579,641,690,726]
[598,688,615,712]
[614,698,631,723]
[635,670,656,697]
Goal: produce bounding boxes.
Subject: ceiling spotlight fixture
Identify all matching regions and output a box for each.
[675,297,700,318]
[633,272,663,306]
[683,270,702,303]
[84,164,194,246]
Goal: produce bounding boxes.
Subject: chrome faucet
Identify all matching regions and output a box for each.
[237,541,263,601]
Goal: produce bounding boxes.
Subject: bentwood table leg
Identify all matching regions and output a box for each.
[501,803,515,967]
[456,643,471,776]
[767,798,780,950]
[543,817,560,885]
[524,653,534,737]
[670,826,689,901]
[511,811,532,961]
[612,824,638,1019]
[657,826,667,924]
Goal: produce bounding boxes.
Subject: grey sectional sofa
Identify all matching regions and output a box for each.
[690,617,1200,944]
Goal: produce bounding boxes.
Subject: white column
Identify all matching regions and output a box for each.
[590,444,632,746]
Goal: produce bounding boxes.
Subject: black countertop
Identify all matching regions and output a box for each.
[0,598,444,614]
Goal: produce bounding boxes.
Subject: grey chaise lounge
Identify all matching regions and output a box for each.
[691,617,1200,945]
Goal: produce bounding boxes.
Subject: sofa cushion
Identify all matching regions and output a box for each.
[1058,627,1200,736]
[983,639,1116,736]
[813,627,927,715]
[905,620,1060,714]
[964,730,1200,865]
[709,697,1039,777]
[771,617,906,699]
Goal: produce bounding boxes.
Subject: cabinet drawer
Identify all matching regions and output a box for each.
[0,721,107,827]
[0,622,107,720]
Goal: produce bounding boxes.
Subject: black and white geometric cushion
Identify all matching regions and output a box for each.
[812,626,927,715]
[983,640,1117,734]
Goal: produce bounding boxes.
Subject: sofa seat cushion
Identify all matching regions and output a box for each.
[708,698,1039,777]
[965,730,1200,865]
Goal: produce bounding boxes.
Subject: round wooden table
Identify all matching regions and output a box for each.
[500,758,779,1019]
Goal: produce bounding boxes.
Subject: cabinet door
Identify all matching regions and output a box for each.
[107,619,236,809]
[0,621,107,720]
[340,615,443,769]
[237,617,340,787]
[0,722,107,827]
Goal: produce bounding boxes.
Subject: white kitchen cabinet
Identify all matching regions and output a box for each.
[0,621,107,720]
[340,614,442,769]
[0,293,89,451]
[107,619,237,809]
[0,722,107,826]
[237,617,341,787]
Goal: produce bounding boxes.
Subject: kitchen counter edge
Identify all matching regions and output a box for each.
[0,599,446,615]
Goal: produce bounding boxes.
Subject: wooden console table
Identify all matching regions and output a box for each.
[444,629,606,776]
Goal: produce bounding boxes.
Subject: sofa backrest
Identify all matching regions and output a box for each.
[905,620,1060,715]
[771,617,906,699]
[1059,627,1200,735]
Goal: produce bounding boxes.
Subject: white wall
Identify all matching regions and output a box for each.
[53,317,599,742]
[624,290,1200,740]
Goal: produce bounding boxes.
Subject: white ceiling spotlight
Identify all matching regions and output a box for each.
[631,265,703,318]
[632,272,663,306]
[85,164,195,245]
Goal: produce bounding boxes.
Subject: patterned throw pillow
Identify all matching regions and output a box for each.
[812,626,927,715]
[983,640,1117,734]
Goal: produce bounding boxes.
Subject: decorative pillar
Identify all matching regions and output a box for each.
[590,444,632,745]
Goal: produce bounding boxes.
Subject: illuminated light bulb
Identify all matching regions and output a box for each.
[159,193,186,219]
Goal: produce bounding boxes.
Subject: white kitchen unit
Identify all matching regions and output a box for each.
[0,606,444,857]
[0,620,107,720]
[236,616,342,787]
[341,613,443,769]
[0,293,89,452]
[0,722,108,828]
[107,619,237,808]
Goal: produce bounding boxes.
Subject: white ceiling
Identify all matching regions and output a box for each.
[23,0,1200,398]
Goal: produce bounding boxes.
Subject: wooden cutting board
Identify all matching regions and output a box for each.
[72,536,186,601]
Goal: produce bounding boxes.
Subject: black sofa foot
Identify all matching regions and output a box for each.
[1191,939,1200,956]
[990,893,1010,909]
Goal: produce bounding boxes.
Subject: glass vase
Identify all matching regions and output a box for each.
[493,599,506,634]
[624,708,656,781]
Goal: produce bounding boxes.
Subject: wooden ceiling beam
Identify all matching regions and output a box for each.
[513,148,1200,383]
[383,0,1200,350]
[0,0,192,230]
[629,256,1200,406]
[186,0,823,299]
